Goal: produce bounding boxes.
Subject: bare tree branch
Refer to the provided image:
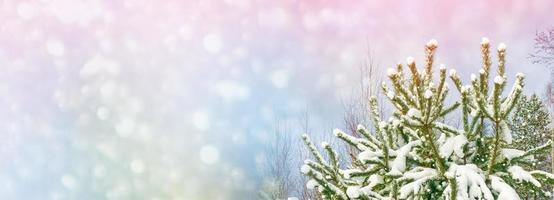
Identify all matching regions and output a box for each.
[530,28,554,66]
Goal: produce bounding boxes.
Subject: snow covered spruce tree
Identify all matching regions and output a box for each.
[300,38,554,200]
[509,94,553,199]
[510,94,552,170]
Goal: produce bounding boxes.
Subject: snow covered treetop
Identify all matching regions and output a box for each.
[300,38,554,200]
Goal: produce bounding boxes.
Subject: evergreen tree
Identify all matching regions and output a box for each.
[300,38,554,200]
[509,94,553,199]
[510,94,552,167]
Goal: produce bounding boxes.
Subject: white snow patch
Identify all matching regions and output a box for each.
[530,170,554,180]
[449,69,457,77]
[346,186,360,198]
[470,74,477,82]
[439,64,446,70]
[508,166,541,187]
[306,179,318,189]
[367,174,383,189]
[439,134,467,158]
[498,43,506,51]
[500,121,512,144]
[342,169,359,179]
[406,57,415,65]
[358,150,381,162]
[387,68,397,76]
[402,167,437,181]
[424,90,433,99]
[321,141,329,148]
[494,76,504,84]
[300,165,310,174]
[387,91,395,99]
[378,121,387,129]
[390,140,421,175]
[481,37,490,45]
[501,149,525,160]
[445,164,493,200]
[490,176,520,200]
[407,108,422,119]
[399,167,437,198]
[392,119,400,127]
[461,85,471,94]
[333,128,344,137]
[426,39,438,48]
[470,109,478,117]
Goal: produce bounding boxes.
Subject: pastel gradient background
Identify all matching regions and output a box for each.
[0,0,552,199]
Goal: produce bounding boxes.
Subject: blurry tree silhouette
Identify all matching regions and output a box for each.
[260,49,382,199]
[342,52,383,168]
[531,28,554,112]
[531,28,554,66]
[531,28,554,176]
[259,119,296,199]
